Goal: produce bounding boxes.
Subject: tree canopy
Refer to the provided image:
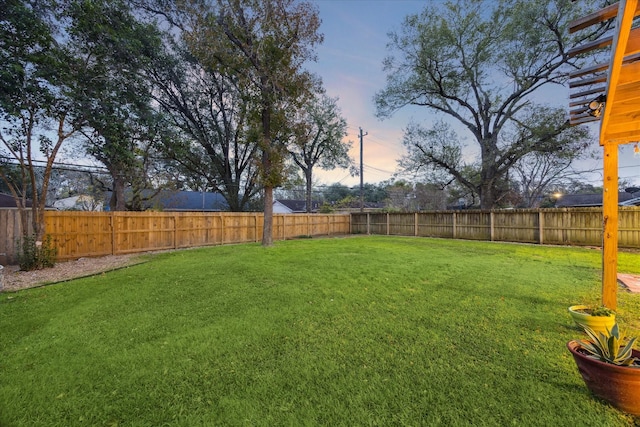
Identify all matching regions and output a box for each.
[185,0,323,245]
[1,0,335,247]
[66,0,167,211]
[0,0,85,238]
[288,93,352,213]
[375,0,604,209]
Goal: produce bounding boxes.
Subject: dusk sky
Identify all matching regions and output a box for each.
[307,0,640,190]
[307,0,427,187]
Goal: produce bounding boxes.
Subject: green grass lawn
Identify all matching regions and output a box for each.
[1,236,640,426]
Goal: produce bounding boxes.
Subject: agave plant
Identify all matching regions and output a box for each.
[578,323,639,367]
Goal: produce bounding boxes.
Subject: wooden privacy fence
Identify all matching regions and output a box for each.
[0,211,351,264]
[351,207,640,248]
[4,207,640,265]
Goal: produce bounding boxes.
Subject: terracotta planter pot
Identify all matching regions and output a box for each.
[568,305,616,335]
[567,340,640,415]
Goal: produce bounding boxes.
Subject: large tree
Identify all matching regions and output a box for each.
[323,183,352,203]
[375,0,604,209]
[149,39,260,211]
[0,0,83,240]
[511,139,596,208]
[66,0,167,211]
[186,0,323,245]
[400,109,591,208]
[288,94,352,213]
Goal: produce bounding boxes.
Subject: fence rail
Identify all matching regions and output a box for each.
[0,211,351,264]
[351,207,640,248]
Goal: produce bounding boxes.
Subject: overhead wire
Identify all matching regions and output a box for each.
[0,156,109,174]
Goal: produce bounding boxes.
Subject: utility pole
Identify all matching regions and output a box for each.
[359,127,368,212]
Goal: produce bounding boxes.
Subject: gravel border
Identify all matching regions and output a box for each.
[1,254,143,292]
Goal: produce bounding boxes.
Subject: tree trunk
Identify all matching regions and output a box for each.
[479,183,495,210]
[17,200,29,239]
[262,185,274,246]
[305,168,313,213]
[2,179,30,239]
[31,204,45,241]
[111,174,127,211]
[261,101,274,246]
[479,138,499,210]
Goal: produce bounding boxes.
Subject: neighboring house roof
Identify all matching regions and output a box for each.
[104,190,228,211]
[53,195,103,211]
[273,199,320,213]
[555,192,638,208]
[155,190,228,211]
[0,192,32,208]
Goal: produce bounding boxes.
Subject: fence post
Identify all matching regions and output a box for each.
[414,212,419,237]
[281,215,285,240]
[386,213,390,235]
[490,211,495,242]
[538,211,544,245]
[367,213,370,235]
[110,213,116,255]
[173,214,178,249]
[349,214,352,235]
[452,212,457,239]
[255,214,259,242]
[221,214,226,244]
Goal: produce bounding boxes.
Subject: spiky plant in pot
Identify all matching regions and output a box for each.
[578,323,639,367]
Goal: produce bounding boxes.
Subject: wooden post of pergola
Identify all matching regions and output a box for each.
[602,141,619,308]
[568,0,640,310]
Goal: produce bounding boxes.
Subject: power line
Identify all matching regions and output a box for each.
[363,163,395,174]
[346,125,393,148]
[0,156,109,174]
[335,173,352,184]
[366,135,394,148]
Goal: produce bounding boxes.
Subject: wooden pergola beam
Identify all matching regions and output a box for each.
[568,52,640,79]
[569,74,608,87]
[568,34,613,57]
[570,116,600,125]
[569,85,606,99]
[569,3,619,33]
